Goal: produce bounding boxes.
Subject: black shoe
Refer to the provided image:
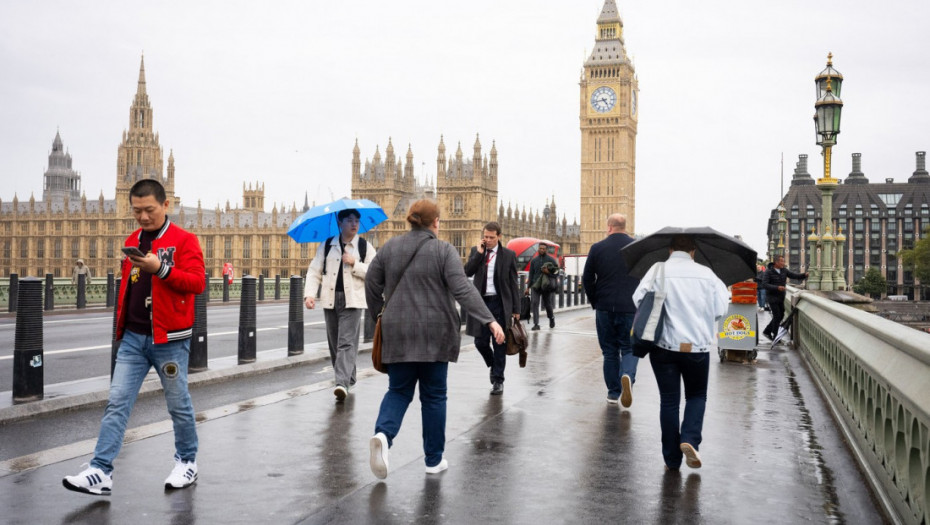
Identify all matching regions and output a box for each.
[531,324,540,331]
[549,318,555,329]
[490,382,503,395]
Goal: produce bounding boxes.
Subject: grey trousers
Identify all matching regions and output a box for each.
[531,289,554,326]
[324,292,362,388]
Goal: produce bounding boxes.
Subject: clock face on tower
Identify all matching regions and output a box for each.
[590,86,617,113]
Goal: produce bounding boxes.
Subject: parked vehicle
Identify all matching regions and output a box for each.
[506,237,561,273]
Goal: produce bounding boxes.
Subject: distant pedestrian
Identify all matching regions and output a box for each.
[303,208,375,401]
[464,222,521,395]
[762,255,808,340]
[527,242,559,330]
[72,259,92,285]
[582,214,640,407]
[633,235,728,471]
[63,178,205,495]
[365,199,505,479]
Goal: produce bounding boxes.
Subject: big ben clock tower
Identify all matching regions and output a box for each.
[579,0,638,251]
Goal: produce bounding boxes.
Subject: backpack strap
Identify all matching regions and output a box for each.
[358,237,368,263]
[321,236,335,275]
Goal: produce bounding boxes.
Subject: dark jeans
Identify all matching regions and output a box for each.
[374,361,449,468]
[649,348,709,470]
[594,310,638,399]
[475,295,507,384]
[765,295,785,335]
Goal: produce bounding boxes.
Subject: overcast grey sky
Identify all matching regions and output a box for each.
[2,0,928,255]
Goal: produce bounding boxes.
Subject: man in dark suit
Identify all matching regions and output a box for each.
[464,222,521,395]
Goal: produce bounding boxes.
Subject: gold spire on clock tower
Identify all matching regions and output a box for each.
[579,0,638,251]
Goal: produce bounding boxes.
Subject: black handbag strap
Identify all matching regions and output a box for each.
[380,236,432,316]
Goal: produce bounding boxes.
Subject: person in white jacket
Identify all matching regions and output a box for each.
[632,235,728,471]
[304,209,376,401]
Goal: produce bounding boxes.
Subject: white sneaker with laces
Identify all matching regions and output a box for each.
[165,458,198,489]
[425,458,448,474]
[370,432,389,479]
[63,463,112,495]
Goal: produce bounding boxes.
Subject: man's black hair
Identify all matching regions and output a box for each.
[129,178,168,203]
[483,222,502,236]
[670,235,697,252]
[337,208,361,222]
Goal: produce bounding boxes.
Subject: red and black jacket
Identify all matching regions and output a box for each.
[116,219,205,344]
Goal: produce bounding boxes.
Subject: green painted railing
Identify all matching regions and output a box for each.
[793,290,930,525]
[0,277,294,309]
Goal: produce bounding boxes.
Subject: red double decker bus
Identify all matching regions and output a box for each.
[506,237,561,272]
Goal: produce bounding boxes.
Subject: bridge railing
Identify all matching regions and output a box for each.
[791,288,930,525]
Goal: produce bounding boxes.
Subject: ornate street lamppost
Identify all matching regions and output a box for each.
[810,53,847,291]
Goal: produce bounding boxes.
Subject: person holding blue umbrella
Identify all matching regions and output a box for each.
[303,208,377,401]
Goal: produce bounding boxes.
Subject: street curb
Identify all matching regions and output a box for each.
[0,343,368,425]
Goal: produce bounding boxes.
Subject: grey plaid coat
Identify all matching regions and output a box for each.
[365,228,494,364]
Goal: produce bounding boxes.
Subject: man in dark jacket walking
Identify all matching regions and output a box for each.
[464,222,521,395]
[582,214,640,407]
[527,242,559,330]
[762,255,808,340]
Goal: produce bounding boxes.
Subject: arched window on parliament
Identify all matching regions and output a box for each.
[454,195,464,215]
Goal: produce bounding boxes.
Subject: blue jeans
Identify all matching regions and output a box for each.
[649,348,709,469]
[374,362,448,468]
[595,310,638,400]
[475,296,507,384]
[757,288,767,308]
[91,330,197,474]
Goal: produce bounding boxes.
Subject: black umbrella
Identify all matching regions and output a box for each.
[621,226,757,286]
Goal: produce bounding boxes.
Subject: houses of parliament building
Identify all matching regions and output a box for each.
[0,0,637,279]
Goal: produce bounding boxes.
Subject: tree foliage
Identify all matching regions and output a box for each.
[899,226,930,286]
[853,267,887,297]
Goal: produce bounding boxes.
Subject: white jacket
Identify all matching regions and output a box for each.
[303,235,375,309]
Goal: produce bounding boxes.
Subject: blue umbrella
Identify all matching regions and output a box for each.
[287,198,388,243]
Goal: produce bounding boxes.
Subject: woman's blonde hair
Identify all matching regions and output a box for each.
[406,199,440,228]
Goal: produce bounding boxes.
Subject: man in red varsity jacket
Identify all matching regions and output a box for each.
[64,179,205,496]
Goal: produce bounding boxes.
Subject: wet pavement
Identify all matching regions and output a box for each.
[0,309,886,524]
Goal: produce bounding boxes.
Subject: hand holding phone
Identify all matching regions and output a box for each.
[121,246,145,257]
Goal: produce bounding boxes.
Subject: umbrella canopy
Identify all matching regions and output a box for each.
[621,226,757,286]
[287,198,388,243]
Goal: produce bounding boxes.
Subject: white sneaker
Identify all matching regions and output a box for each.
[164,458,198,489]
[370,433,389,479]
[606,397,619,405]
[63,463,112,496]
[334,385,348,401]
[680,443,702,469]
[620,375,633,408]
[425,458,448,474]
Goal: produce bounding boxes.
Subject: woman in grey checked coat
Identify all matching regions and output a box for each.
[365,199,505,479]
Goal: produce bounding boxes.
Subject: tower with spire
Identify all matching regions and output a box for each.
[42,130,82,202]
[579,0,638,251]
[115,55,177,211]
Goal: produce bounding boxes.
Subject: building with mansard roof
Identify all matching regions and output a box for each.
[766,152,930,299]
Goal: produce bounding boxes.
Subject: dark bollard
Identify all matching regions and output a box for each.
[111,278,121,378]
[44,273,54,311]
[566,275,573,307]
[9,273,18,313]
[239,275,256,365]
[76,273,87,309]
[106,272,115,308]
[274,275,281,300]
[204,272,210,303]
[13,277,44,403]
[258,274,265,301]
[287,275,304,355]
[238,276,257,364]
[558,276,565,309]
[222,274,230,303]
[573,276,580,306]
[189,276,209,372]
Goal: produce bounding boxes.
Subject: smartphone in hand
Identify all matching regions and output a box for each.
[121,246,145,257]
